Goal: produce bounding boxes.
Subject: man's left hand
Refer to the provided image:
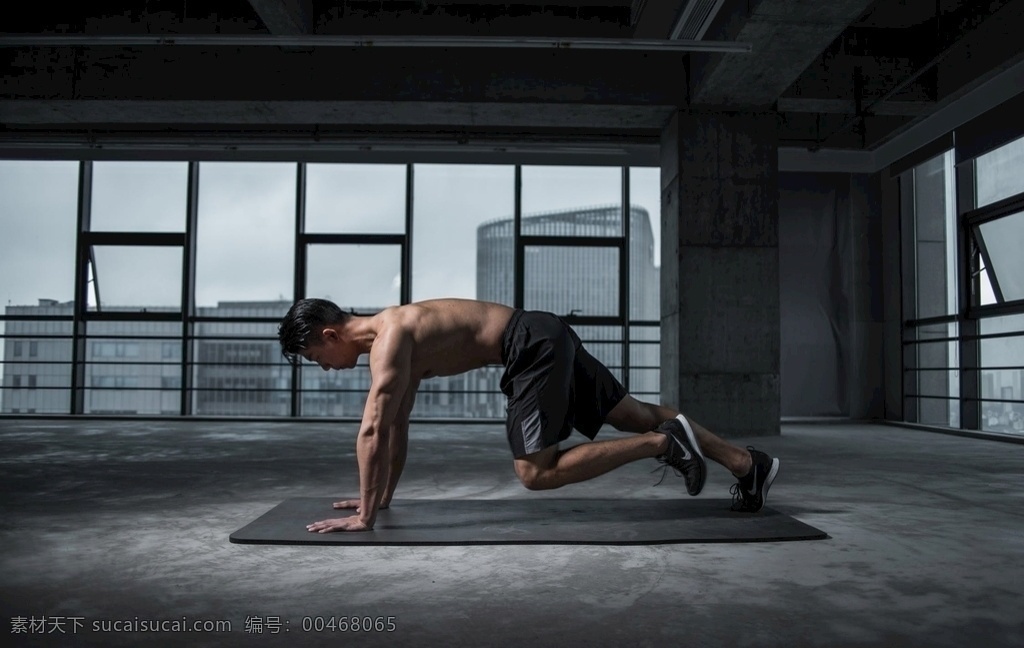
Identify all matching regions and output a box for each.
[306,515,372,533]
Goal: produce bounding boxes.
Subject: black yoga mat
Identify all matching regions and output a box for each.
[230,497,828,545]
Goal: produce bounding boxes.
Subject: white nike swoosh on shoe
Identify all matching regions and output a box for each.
[672,438,692,460]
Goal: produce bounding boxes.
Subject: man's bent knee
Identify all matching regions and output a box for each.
[514,446,560,490]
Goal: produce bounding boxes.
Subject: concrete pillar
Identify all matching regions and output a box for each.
[660,111,780,437]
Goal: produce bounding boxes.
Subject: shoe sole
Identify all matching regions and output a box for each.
[756,458,780,512]
[673,415,706,496]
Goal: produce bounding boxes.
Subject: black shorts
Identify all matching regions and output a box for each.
[499,309,628,458]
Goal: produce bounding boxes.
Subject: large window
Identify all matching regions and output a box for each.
[0,159,662,420]
[902,132,1024,436]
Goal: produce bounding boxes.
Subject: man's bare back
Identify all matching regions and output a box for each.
[371,299,515,379]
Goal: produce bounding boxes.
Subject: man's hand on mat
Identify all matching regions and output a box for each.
[333,499,389,511]
[306,516,371,533]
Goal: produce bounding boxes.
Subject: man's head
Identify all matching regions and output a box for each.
[278,298,356,370]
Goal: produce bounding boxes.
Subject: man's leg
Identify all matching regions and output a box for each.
[513,432,670,490]
[604,395,753,478]
[604,395,781,512]
[511,395,755,490]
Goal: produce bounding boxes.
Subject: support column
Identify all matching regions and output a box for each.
[660,111,780,437]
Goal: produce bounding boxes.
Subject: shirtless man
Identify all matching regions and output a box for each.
[278,297,780,533]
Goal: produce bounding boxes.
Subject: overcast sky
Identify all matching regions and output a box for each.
[0,161,661,312]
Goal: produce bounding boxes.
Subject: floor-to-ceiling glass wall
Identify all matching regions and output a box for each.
[902,130,1024,437]
[0,158,662,420]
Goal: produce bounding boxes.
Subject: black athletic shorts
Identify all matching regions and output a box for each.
[499,309,628,459]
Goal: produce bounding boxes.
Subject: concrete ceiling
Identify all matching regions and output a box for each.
[1,0,1022,157]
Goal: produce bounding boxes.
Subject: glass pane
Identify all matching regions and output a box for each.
[476,217,516,307]
[0,161,78,308]
[193,324,290,417]
[0,316,73,414]
[975,135,1024,208]
[979,313,1024,337]
[521,166,622,236]
[196,163,295,310]
[412,164,514,303]
[629,340,660,368]
[85,327,180,415]
[629,167,661,321]
[980,368,1024,399]
[193,319,288,416]
[521,206,623,238]
[911,397,959,428]
[574,325,623,341]
[629,324,661,342]
[629,368,660,398]
[91,162,188,232]
[978,259,997,306]
[87,321,181,338]
[0,161,77,410]
[630,324,661,396]
[980,329,1024,434]
[524,246,619,317]
[981,403,1024,435]
[913,368,960,399]
[409,366,506,419]
[305,164,406,234]
[301,360,370,417]
[87,244,181,311]
[306,244,401,311]
[974,210,1024,302]
[89,246,182,311]
[905,323,959,427]
[912,151,957,319]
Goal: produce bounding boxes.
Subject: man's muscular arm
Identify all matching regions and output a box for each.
[333,378,419,512]
[380,378,419,508]
[306,325,412,534]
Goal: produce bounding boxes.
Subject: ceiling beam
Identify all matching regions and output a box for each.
[0,100,676,131]
[0,34,750,53]
[690,0,877,106]
[777,97,933,116]
[0,47,690,107]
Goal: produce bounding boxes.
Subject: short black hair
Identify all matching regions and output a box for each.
[278,298,350,364]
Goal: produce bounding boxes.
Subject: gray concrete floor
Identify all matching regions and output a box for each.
[1,419,1022,648]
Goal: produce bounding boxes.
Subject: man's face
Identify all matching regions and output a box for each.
[301,328,358,371]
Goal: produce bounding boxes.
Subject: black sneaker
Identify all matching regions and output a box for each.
[730,446,780,513]
[654,416,707,496]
